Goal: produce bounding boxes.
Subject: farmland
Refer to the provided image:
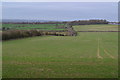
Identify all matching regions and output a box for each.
[73,24,118,31]
[2,23,77,40]
[2,24,118,78]
[2,23,66,31]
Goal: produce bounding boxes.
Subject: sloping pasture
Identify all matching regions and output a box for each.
[2,24,118,78]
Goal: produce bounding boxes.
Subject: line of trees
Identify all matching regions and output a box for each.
[2,22,66,24]
[2,30,77,40]
[69,19,109,25]
[2,19,109,25]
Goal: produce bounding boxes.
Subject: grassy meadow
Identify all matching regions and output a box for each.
[2,24,118,78]
[73,24,118,31]
[2,24,65,31]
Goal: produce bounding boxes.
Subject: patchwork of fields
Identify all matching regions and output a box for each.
[2,24,65,31]
[2,24,118,78]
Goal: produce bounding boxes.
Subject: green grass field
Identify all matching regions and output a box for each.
[2,24,118,78]
[2,24,65,30]
[74,24,118,31]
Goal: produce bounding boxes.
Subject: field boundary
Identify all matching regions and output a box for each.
[77,31,119,32]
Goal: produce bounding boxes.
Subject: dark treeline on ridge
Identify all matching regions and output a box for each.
[69,19,109,25]
[2,19,109,25]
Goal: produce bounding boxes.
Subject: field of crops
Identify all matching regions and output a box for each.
[2,24,118,78]
[2,24,65,31]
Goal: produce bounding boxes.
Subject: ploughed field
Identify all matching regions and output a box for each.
[2,24,118,78]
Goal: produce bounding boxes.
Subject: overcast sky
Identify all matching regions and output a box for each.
[1,0,119,2]
[2,2,118,21]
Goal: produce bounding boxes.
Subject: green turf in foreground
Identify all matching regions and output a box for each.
[2,31,118,78]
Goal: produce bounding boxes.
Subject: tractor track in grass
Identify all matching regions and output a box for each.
[99,32,115,59]
[104,49,115,59]
[97,38,103,59]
